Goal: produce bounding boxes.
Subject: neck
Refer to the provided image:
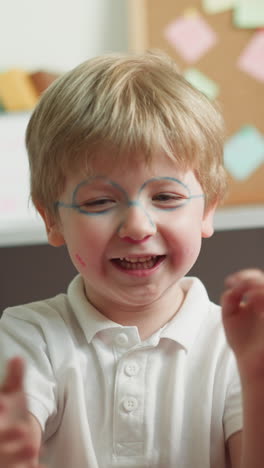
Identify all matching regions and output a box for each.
[85,282,185,341]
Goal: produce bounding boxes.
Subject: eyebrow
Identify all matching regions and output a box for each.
[71,176,129,204]
[138,177,191,196]
[72,175,191,201]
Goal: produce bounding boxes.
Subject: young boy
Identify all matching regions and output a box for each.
[0,51,264,468]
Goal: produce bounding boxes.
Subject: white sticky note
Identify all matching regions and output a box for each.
[202,0,236,14]
[234,0,264,28]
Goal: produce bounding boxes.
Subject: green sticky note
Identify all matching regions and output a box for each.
[184,68,219,100]
[0,99,5,113]
[202,0,235,14]
[224,126,264,180]
[234,0,264,28]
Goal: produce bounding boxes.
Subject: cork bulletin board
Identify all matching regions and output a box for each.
[128,0,264,207]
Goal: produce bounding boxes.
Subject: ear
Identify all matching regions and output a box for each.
[36,204,65,247]
[201,202,218,239]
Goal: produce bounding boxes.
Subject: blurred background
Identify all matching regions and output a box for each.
[0,0,129,70]
[0,0,263,311]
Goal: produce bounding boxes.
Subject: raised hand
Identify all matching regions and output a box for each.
[221,268,264,383]
[0,357,42,468]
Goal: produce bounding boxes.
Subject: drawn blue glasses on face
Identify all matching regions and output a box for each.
[56,176,204,228]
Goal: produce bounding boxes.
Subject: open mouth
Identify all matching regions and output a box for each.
[111,255,166,270]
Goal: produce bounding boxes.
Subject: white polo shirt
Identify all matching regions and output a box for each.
[0,275,242,468]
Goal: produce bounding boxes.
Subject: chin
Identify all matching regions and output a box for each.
[119,284,166,306]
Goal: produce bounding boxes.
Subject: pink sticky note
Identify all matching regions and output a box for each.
[164,15,217,63]
[238,30,264,82]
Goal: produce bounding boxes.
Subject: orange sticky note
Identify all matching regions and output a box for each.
[0,69,39,111]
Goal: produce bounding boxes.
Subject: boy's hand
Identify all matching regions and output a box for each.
[221,269,264,383]
[0,357,42,467]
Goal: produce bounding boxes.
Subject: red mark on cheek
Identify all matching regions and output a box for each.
[75,253,86,267]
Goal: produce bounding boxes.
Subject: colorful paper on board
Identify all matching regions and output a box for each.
[202,0,235,15]
[184,68,219,100]
[0,100,5,112]
[164,15,217,63]
[234,0,264,29]
[224,126,264,180]
[237,31,264,82]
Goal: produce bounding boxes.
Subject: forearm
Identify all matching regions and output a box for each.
[221,269,264,468]
[240,375,264,468]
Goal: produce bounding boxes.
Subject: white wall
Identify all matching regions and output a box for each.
[0,0,129,72]
[0,0,130,247]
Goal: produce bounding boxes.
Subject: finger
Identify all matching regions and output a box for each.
[240,285,264,310]
[0,441,37,465]
[221,282,264,319]
[1,358,25,394]
[222,270,264,313]
[221,287,243,317]
[0,423,27,443]
[225,268,264,289]
[0,396,29,428]
[228,278,264,306]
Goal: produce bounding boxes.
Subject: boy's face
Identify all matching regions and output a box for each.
[40,152,216,312]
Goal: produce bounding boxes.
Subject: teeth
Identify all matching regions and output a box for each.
[122,256,154,263]
[119,257,158,270]
[113,255,165,270]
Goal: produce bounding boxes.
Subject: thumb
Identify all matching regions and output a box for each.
[1,357,25,394]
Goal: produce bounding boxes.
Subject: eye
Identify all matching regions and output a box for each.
[152,193,187,209]
[78,197,117,214]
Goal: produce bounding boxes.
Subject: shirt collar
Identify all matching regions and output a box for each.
[67,275,212,350]
[67,275,123,343]
[159,276,212,351]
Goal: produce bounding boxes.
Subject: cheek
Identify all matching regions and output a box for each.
[164,217,203,260]
[169,235,203,277]
[65,221,109,271]
[173,238,202,265]
[183,240,203,270]
[181,243,201,257]
[70,244,98,274]
[75,253,87,268]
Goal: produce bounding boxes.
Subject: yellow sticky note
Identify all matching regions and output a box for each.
[183,8,199,17]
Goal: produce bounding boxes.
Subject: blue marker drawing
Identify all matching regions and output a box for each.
[55,175,204,231]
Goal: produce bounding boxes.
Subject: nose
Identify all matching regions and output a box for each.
[117,201,157,242]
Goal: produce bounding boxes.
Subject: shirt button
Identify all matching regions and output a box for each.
[115,333,129,347]
[122,397,138,412]
[124,362,139,376]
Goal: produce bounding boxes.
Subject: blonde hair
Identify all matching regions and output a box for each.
[26,51,227,217]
